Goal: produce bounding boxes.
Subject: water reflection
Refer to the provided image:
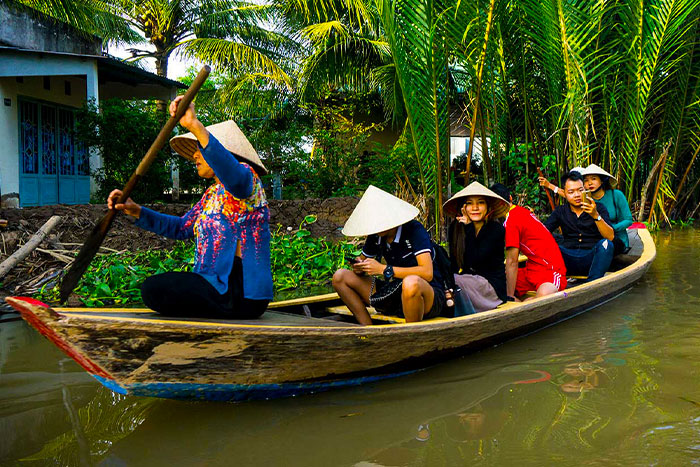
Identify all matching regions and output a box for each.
[1,230,700,465]
[0,320,95,463]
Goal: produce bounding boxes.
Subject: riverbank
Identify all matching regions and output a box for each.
[0,198,359,302]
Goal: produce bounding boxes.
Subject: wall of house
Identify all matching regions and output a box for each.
[0,77,19,206]
[0,2,102,55]
[0,75,91,206]
[0,49,100,206]
[11,75,88,108]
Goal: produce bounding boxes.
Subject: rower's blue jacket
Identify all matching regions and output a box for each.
[135,134,273,300]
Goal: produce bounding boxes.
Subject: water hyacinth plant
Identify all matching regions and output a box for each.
[37,215,360,307]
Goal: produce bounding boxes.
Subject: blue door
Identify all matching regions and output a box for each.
[19,99,91,206]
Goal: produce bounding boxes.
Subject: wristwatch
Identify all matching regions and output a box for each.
[383,265,395,280]
[595,214,602,222]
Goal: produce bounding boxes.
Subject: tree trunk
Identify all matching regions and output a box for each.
[668,142,700,215]
[464,0,496,183]
[637,142,670,222]
[478,103,493,184]
[0,216,62,280]
[155,51,170,115]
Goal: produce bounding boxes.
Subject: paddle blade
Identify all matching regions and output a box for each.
[59,211,116,303]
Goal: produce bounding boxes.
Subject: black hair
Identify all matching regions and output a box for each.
[448,198,498,271]
[489,183,511,202]
[601,176,612,191]
[560,170,583,187]
[591,175,612,191]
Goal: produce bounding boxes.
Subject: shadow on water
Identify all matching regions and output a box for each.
[2,229,700,465]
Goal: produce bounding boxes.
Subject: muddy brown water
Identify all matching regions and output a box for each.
[1,229,699,466]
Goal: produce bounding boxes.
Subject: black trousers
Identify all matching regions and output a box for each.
[140,257,269,319]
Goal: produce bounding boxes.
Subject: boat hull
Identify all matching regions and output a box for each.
[6,229,656,401]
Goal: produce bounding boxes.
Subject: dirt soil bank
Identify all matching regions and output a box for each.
[0,197,358,299]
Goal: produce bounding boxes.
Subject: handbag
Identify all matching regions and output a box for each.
[451,287,476,317]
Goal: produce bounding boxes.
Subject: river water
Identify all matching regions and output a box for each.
[1,229,699,466]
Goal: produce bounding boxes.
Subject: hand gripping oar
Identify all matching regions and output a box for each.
[537,167,556,211]
[59,65,211,303]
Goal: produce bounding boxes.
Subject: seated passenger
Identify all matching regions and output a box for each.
[543,171,615,281]
[490,183,567,301]
[580,164,634,255]
[108,96,273,318]
[444,182,509,312]
[332,186,445,325]
[538,166,585,198]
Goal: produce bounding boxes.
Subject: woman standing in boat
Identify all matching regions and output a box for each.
[107,96,273,318]
[444,182,509,313]
[332,186,445,325]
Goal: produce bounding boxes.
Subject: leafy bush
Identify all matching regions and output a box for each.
[36,216,360,306]
[503,144,557,212]
[76,99,176,204]
[271,215,361,291]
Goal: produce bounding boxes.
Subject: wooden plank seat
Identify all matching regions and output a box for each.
[326,305,407,323]
[267,292,339,309]
[57,308,357,327]
[325,305,450,324]
[566,271,614,283]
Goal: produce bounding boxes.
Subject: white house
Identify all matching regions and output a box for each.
[0,2,185,207]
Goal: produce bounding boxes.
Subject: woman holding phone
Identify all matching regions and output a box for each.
[332,185,446,325]
[580,164,634,255]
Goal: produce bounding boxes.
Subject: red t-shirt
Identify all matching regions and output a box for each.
[503,206,565,272]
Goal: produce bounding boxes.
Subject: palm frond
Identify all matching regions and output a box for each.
[181,37,294,89]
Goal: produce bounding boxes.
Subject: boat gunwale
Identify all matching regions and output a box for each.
[10,229,656,335]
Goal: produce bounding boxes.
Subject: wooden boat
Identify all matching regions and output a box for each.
[5,227,655,402]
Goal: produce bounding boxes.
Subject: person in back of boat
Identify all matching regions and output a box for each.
[332,186,446,325]
[489,183,567,301]
[443,182,508,313]
[539,165,633,256]
[107,96,273,319]
[580,165,634,256]
[543,171,614,281]
[537,166,585,199]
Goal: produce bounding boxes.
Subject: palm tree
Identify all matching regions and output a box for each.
[13,0,289,80]
[280,0,499,233]
[30,0,700,225]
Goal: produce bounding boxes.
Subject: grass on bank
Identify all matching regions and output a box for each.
[36,215,361,307]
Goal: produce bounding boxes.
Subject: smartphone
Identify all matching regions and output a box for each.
[346,254,360,264]
[582,190,594,204]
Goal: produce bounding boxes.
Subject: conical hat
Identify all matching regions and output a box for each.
[443,181,510,217]
[342,185,420,237]
[581,163,617,185]
[571,166,585,174]
[170,120,267,175]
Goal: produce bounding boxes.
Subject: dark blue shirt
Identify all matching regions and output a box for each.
[544,202,611,250]
[361,220,442,287]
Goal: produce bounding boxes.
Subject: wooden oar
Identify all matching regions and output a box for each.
[59,65,211,303]
[537,167,556,211]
